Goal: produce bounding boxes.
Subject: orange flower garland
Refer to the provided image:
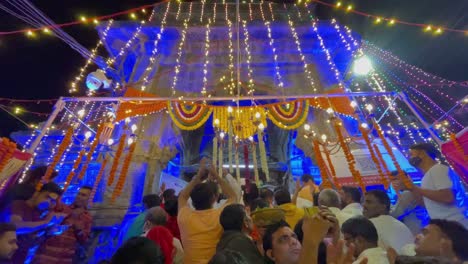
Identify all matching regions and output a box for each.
[0,138,17,174]
[333,119,366,192]
[77,125,104,180]
[372,120,412,189]
[450,133,467,162]
[312,139,332,189]
[359,124,389,189]
[373,144,392,180]
[89,158,108,205]
[107,133,127,186]
[322,144,341,190]
[63,149,85,191]
[111,140,137,202]
[37,127,74,191]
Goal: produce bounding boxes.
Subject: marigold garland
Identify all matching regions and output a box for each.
[212,133,218,168]
[213,107,267,139]
[373,120,412,189]
[63,149,85,192]
[373,144,392,180]
[251,142,260,186]
[359,125,389,189]
[450,133,467,162]
[0,138,17,175]
[267,100,309,130]
[107,133,127,186]
[37,127,74,191]
[167,101,212,130]
[234,143,240,183]
[333,119,366,192]
[322,144,341,190]
[313,139,332,189]
[77,125,105,180]
[228,118,234,173]
[89,158,108,205]
[111,140,137,202]
[257,129,269,182]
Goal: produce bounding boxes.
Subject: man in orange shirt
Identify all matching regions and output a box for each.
[177,158,237,264]
[297,175,320,207]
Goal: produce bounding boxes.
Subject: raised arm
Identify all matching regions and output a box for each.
[178,158,207,211]
[208,165,237,205]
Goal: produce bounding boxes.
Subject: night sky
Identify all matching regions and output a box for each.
[0,0,467,137]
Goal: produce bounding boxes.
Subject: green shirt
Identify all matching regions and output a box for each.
[123,212,146,241]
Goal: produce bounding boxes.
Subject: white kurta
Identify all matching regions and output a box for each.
[342,203,363,217]
[370,215,414,254]
[353,247,390,264]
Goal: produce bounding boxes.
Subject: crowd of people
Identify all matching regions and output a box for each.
[0,142,467,264]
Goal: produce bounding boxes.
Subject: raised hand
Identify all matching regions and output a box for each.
[302,215,332,246]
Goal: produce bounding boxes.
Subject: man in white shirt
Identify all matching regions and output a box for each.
[363,190,414,254]
[340,186,363,217]
[341,216,389,264]
[393,143,468,228]
[318,189,352,227]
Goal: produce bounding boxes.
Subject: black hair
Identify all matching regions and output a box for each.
[220,204,246,232]
[410,143,440,160]
[342,186,362,203]
[429,219,468,261]
[249,198,269,212]
[0,222,16,237]
[274,188,291,205]
[242,183,259,206]
[259,188,274,200]
[313,192,320,206]
[40,182,63,196]
[142,194,161,209]
[24,166,58,184]
[190,182,218,210]
[111,237,164,264]
[80,186,93,191]
[162,189,176,201]
[263,220,290,253]
[163,199,178,217]
[300,174,314,183]
[395,256,453,264]
[341,216,378,244]
[294,219,327,264]
[366,190,391,212]
[208,249,248,264]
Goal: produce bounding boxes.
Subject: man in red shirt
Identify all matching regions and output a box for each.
[5,182,66,264]
[33,186,93,264]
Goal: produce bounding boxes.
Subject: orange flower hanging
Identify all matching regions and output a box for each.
[63,149,85,191]
[89,157,108,205]
[111,139,137,202]
[373,144,391,179]
[322,144,341,190]
[0,138,17,174]
[312,139,332,189]
[37,127,74,191]
[359,124,389,189]
[107,133,127,186]
[78,124,105,180]
[450,133,467,162]
[372,120,411,189]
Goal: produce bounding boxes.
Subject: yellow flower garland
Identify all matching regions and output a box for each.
[313,139,332,189]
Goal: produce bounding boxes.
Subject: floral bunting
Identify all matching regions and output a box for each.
[267,100,309,130]
[212,107,267,139]
[168,101,213,130]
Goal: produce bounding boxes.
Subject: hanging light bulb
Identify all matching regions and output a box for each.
[258,123,265,131]
[255,112,261,119]
[214,119,220,126]
[125,117,131,124]
[77,109,85,118]
[127,138,134,145]
[321,134,327,142]
[227,106,233,113]
[220,132,225,139]
[108,139,114,145]
[248,136,254,142]
[85,131,92,139]
[350,101,358,108]
[131,124,137,133]
[326,108,334,114]
[361,123,369,129]
[304,124,311,131]
[365,104,374,112]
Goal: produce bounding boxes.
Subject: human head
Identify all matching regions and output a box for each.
[163,199,178,217]
[263,220,302,264]
[250,198,270,212]
[220,204,253,234]
[274,188,291,206]
[0,223,17,260]
[190,182,218,210]
[111,237,164,264]
[146,226,174,264]
[293,219,326,263]
[415,219,468,262]
[243,183,259,209]
[409,143,440,168]
[363,190,390,218]
[260,188,274,206]
[24,166,58,185]
[32,182,63,211]
[208,249,248,264]
[162,189,176,202]
[318,189,341,208]
[341,216,379,258]
[300,175,314,185]
[142,194,161,210]
[74,186,92,208]
[340,186,362,207]
[144,207,167,233]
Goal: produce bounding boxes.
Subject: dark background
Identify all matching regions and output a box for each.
[0,0,467,137]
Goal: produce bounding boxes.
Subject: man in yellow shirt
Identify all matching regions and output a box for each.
[297,175,320,206]
[274,188,316,229]
[177,158,237,264]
